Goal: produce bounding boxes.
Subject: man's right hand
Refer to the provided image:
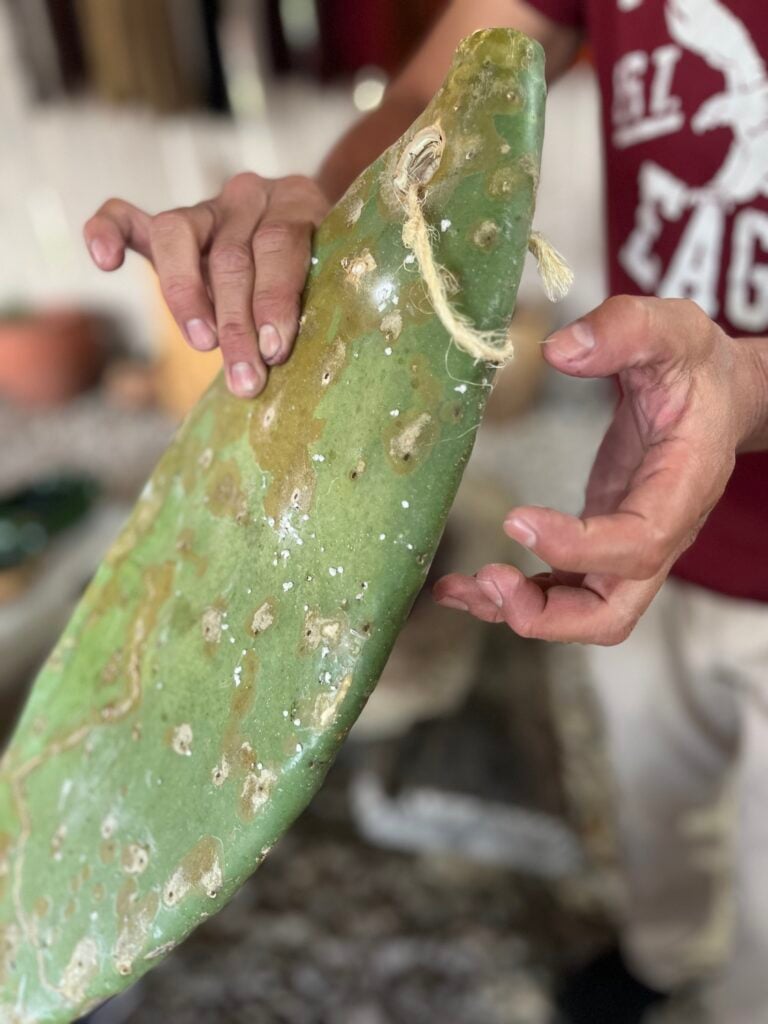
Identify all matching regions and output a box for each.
[83,173,329,398]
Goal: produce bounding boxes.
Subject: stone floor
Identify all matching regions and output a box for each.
[108,762,611,1024]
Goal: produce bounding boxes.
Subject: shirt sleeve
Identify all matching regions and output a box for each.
[521,0,583,28]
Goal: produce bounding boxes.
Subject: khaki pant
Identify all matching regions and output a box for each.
[584,579,768,1024]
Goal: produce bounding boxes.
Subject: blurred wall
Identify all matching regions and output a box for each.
[0,1,604,356]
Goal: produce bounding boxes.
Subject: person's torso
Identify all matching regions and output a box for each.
[581,0,768,601]
[584,0,768,337]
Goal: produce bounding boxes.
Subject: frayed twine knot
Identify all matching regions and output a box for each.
[397,126,573,366]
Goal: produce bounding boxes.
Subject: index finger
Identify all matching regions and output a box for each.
[83,198,152,270]
[434,564,662,646]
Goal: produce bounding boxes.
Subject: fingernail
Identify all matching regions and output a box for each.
[543,320,595,361]
[437,597,469,612]
[476,579,504,608]
[505,516,538,549]
[258,324,282,364]
[90,239,110,268]
[186,318,217,351]
[229,361,261,397]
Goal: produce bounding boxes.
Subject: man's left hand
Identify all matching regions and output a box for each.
[434,295,768,645]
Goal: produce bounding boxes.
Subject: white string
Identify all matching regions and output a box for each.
[401,187,573,365]
[401,187,517,365]
[527,231,574,302]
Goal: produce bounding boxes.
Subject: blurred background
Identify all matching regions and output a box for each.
[0,2,622,1021]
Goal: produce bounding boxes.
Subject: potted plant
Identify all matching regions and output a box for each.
[0,303,105,406]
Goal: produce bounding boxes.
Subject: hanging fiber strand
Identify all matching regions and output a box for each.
[401,182,572,365]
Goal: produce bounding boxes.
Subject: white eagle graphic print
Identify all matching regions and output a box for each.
[614,0,768,331]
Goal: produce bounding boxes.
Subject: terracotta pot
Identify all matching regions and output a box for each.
[0,309,105,406]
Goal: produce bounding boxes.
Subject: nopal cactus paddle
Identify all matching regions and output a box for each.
[0,29,548,1021]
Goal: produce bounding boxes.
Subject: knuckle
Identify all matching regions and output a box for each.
[253,221,298,256]
[162,274,200,307]
[100,197,127,216]
[678,298,716,353]
[284,174,325,198]
[511,617,534,640]
[598,608,637,646]
[276,174,316,199]
[150,209,190,238]
[603,621,634,646]
[606,294,651,334]
[676,297,706,324]
[222,171,265,196]
[252,286,300,315]
[280,173,314,190]
[210,242,253,276]
[217,319,255,346]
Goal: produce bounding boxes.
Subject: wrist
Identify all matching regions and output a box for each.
[732,335,768,452]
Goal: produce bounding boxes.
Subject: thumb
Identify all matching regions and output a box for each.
[542,295,712,380]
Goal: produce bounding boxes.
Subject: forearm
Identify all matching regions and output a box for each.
[735,335,768,452]
[316,95,425,203]
[316,0,580,204]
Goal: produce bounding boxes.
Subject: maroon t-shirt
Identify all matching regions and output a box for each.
[524,0,768,602]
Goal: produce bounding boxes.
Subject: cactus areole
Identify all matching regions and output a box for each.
[0,30,547,1021]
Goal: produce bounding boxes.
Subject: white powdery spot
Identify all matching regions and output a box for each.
[251,601,275,635]
[58,778,73,811]
[342,248,377,289]
[241,768,278,817]
[212,758,230,787]
[163,866,191,908]
[312,673,353,729]
[60,938,99,1004]
[454,384,468,394]
[51,824,67,862]
[346,196,364,226]
[282,581,294,592]
[201,854,223,899]
[171,724,194,757]
[201,607,223,644]
[380,310,403,341]
[122,844,150,876]
[374,278,396,311]
[401,500,410,509]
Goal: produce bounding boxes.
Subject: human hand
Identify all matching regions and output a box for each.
[434,296,768,645]
[84,173,329,398]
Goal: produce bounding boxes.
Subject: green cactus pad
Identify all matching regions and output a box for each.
[0,29,546,1022]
